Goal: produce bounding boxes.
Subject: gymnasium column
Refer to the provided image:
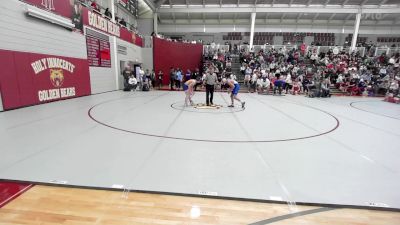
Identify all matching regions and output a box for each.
[110,0,115,22]
[351,12,361,51]
[249,12,256,52]
[154,12,158,35]
[110,0,119,89]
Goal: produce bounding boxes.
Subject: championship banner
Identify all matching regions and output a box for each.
[86,29,111,67]
[23,0,72,18]
[23,1,142,47]
[82,7,143,47]
[23,0,84,31]
[0,50,91,110]
[83,8,121,37]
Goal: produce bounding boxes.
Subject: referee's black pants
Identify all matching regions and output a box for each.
[206,84,214,106]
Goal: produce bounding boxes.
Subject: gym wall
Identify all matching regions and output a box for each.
[153,37,203,85]
[0,0,91,110]
[141,48,154,76]
[0,1,87,59]
[0,0,145,110]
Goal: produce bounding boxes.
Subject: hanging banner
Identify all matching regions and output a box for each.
[23,0,72,18]
[23,0,142,47]
[82,7,143,47]
[23,0,84,30]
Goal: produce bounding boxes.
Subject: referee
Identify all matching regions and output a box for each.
[204,71,217,106]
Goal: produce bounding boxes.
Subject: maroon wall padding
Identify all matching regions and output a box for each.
[16,53,37,107]
[0,50,91,110]
[0,52,21,109]
[153,37,203,85]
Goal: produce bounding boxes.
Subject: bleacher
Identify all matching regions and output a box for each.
[345,34,367,45]
[311,33,335,46]
[253,32,274,45]
[223,32,242,41]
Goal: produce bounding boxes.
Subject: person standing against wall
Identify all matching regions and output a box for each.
[170,67,175,90]
[136,67,144,91]
[158,70,164,89]
[145,69,151,85]
[176,69,182,90]
[185,69,191,82]
[204,71,217,106]
[122,66,131,88]
[193,68,201,91]
[150,69,156,89]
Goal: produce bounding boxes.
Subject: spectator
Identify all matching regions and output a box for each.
[126,74,137,91]
[91,0,99,12]
[193,68,201,91]
[142,73,150,91]
[273,77,285,95]
[257,73,270,94]
[292,79,302,95]
[137,67,144,91]
[250,70,258,93]
[285,73,293,94]
[150,69,155,89]
[104,8,112,19]
[158,70,164,89]
[119,18,127,27]
[321,79,331,97]
[185,69,191,82]
[176,68,182,90]
[122,66,132,88]
[72,1,83,30]
[145,69,151,89]
[244,66,252,92]
[169,67,176,90]
[230,73,237,81]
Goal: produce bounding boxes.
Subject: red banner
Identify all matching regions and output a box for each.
[120,27,143,47]
[23,1,142,47]
[0,50,91,110]
[24,0,72,18]
[82,7,143,47]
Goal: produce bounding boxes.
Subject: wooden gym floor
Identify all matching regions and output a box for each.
[0,185,400,225]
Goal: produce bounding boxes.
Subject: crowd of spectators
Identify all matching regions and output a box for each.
[168,68,201,90]
[237,46,399,99]
[197,43,400,102]
[202,47,235,89]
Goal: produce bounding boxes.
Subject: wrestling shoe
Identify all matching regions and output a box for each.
[241,102,246,109]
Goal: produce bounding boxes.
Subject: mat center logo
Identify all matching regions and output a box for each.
[41,0,55,10]
[50,69,64,88]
